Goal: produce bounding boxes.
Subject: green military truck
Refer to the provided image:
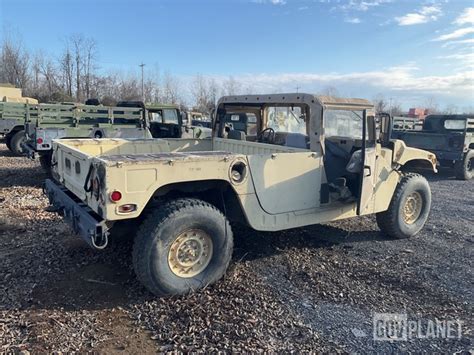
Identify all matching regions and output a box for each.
[22,102,152,169]
[392,115,474,180]
[0,85,38,155]
[116,101,183,139]
[44,93,437,296]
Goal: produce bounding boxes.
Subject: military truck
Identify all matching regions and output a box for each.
[392,114,474,180]
[392,116,423,131]
[22,102,151,169]
[116,101,183,139]
[0,85,38,155]
[44,93,437,296]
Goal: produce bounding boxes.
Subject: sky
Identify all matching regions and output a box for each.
[0,0,473,109]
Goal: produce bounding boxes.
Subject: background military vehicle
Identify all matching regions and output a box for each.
[392,114,474,180]
[392,116,423,131]
[116,101,183,139]
[22,101,151,170]
[44,93,437,297]
[0,85,38,155]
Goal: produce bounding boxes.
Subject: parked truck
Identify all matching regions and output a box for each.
[22,102,152,169]
[392,114,474,180]
[44,93,437,296]
[0,85,38,155]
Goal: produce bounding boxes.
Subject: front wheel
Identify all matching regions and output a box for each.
[132,198,234,296]
[454,150,473,180]
[376,173,431,239]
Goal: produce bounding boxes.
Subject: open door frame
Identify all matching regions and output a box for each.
[357,110,377,215]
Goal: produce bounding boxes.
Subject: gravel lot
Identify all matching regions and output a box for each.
[0,142,472,353]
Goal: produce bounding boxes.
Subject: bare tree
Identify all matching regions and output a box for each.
[222,76,241,96]
[161,72,180,104]
[373,94,388,113]
[191,74,218,114]
[83,38,97,99]
[424,96,440,114]
[59,46,74,98]
[390,100,403,116]
[0,36,30,89]
[443,104,459,114]
[69,34,84,101]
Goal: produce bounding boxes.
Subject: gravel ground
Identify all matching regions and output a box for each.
[0,142,472,353]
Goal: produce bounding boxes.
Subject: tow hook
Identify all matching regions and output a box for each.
[90,232,108,250]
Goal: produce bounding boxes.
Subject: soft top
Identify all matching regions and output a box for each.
[218,93,373,109]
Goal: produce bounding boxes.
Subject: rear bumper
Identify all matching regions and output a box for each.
[44,179,110,249]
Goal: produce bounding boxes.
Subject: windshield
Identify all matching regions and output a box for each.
[444,120,466,130]
[324,110,364,139]
[266,106,306,134]
[163,109,179,124]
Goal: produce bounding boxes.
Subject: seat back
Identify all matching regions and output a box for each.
[228,130,246,141]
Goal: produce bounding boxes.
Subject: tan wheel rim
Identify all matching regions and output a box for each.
[402,191,423,225]
[168,229,213,278]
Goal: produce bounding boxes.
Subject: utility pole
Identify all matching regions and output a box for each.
[139,63,146,102]
[296,85,300,93]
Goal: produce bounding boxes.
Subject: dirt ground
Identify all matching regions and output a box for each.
[0,143,472,353]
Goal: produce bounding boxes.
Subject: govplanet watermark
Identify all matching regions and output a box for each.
[373,313,464,341]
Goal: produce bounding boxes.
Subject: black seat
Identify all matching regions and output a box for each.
[324,140,351,182]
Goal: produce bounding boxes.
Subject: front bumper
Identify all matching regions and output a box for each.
[44,179,110,249]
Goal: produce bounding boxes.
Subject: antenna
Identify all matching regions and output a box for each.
[139,63,146,102]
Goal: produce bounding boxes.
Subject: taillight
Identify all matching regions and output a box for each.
[37,137,43,144]
[118,204,137,213]
[110,191,122,202]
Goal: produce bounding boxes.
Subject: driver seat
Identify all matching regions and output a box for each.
[228,130,246,141]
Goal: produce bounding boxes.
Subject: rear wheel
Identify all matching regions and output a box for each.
[376,173,431,239]
[454,150,473,180]
[132,198,233,296]
[39,153,52,174]
[5,135,12,150]
[10,130,26,155]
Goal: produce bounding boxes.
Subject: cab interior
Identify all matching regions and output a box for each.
[216,103,373,203]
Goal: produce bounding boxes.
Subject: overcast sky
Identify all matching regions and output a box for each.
[1,0,473,109]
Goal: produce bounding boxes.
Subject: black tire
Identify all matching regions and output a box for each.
[5,135,12,150]
[376,173,431,239]
[454,150,473,180]
[132,198,233,296]
[39,153,54,177]
[10,130,26,156]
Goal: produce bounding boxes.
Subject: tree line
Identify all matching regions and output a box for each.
[0,33,470,115]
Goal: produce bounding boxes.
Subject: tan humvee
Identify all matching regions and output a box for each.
[45,93,437,296]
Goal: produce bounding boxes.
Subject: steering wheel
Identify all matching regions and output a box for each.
[257,127,275,144]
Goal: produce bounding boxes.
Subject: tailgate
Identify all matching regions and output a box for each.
[53,141,95,201]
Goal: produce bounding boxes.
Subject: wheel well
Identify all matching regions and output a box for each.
[468,143,474,150]
[6,126,24,138]
[147,180,249,226]
[400,159,435,172]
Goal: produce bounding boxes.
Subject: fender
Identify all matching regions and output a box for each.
[392,139,438,172]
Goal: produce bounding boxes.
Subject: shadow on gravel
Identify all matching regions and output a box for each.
[420,167,462,182]
[0,148,18,158]
[23,223,387,313]
[233,224,387,262]
[0,166,47,188]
